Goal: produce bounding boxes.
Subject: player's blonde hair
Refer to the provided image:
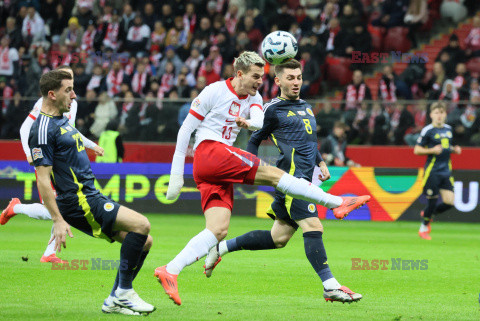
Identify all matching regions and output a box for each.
[430,102,447,112]
[233,51,265,74]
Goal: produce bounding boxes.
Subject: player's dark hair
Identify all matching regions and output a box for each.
[430,102,447,112]
[56,65,72,71]
[274,59,302,76]
[39,70,73,97]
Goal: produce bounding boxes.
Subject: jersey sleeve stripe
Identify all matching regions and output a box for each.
[38,116,45,144]
[189,109,205,121]
[250,104,262,111]
[29,114,37,120]
[39,116,49,144]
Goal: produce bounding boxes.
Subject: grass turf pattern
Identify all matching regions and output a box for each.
[0,214,479,320]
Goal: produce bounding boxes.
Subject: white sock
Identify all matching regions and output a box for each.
[166,229,218,275]
[276,174,343,208]
[115,287,131,297]
[323,277,341,290]
[218,240,228,256]
[105,295,115,305]
[419,224,429,232]
[13,203,51,220]
[43,225,56,257]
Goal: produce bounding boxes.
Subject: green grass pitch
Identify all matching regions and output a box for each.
[1,214,479,320]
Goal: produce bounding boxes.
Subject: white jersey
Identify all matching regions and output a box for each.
[189,78,263,149]
[29,97,78,125]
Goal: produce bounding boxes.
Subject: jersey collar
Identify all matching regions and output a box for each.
[226,77,248,100]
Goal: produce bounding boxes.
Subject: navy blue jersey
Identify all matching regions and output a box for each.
[247,97,322,181]
[29,113,97,200]
[416,124,453,175]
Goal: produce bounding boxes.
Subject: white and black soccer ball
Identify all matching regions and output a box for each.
[261,31,298,65]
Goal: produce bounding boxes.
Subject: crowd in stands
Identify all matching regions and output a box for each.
[335,19,480,147]
[0,0,479,146]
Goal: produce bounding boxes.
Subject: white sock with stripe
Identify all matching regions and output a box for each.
[276,174,343,208]
[13,203,51,220]
[166,229,218,275]
[43,225,56,257]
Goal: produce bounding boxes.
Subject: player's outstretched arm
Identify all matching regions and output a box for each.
[414,144,442,156]
[78,131,102,154]
[166,114,202,200]
[452,145,462,154]
[19,115,35,165]
[246,106,278,156]
[238,104,264,131]
[318,161,331,182]
[36,165,73,252]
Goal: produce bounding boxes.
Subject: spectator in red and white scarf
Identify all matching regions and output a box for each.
[86,64,106,94]
[103,11,121,51]
[60,17,84,50]
[225,3,240,35]
[124,57,137,77]
[158,61,176,96]
[319,18,346,56]
[126,15,151,56]
[22,6,45,44]
[184,47,204,77]
[197,46,222,77]
[106,61,125,97]
[183,3,197,34]
[465,16,480,58]
[131,62,149,96]
[151,21,167,48]
[342,70,372,111]
[378,65,397,104]
[0,36,19,79]
[81,20,97,52]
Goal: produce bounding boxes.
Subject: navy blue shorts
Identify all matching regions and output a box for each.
[56,192,120,243]
[423,172,454,197]
[266,191,318,230]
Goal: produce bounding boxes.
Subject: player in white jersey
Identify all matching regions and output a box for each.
[0,66,104,263]
[154,51,370,305]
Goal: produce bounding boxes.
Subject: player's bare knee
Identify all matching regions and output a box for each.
[273,233,291,248]
[134,217,151,235]
[211,227,228,241]
[274,238,289,248]
[144,235,153,251]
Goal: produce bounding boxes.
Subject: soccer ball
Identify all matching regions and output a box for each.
[261,31,298,65]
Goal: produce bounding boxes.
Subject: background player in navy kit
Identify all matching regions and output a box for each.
[204,60,363,303]
[414,102,462,240]
[29,70,155,315]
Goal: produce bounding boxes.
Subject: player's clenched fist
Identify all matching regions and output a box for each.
[166,174,184,200]
[431,144,443,155]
